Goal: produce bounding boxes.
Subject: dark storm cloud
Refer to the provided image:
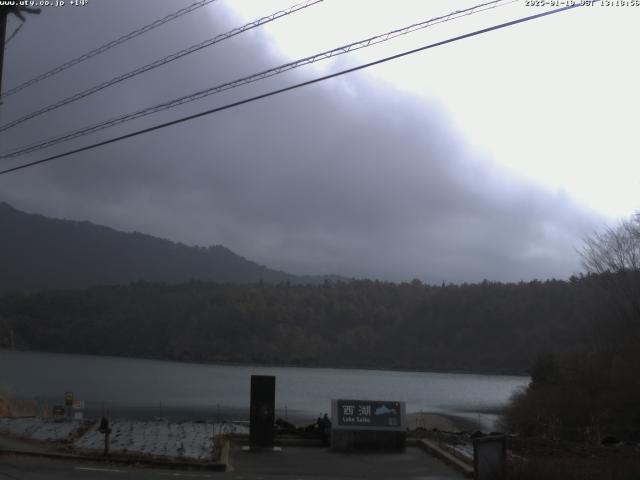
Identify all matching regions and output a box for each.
[0,0,601,282]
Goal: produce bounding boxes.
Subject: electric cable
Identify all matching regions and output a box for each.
[0,0,516,157]
[1,0,219,98]
[4,21,23,48]
[0,0,323,133]
[0,2,591,177]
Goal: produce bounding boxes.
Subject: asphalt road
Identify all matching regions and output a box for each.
[1,455,220,480]
[1,447,465,480]
[1,449,466,480]
[230,446,466,480]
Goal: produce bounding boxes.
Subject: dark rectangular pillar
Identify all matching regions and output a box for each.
[249,375,275,448]
[473,435,506,480]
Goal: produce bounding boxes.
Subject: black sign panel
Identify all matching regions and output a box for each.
[249,375,275,448]
[336,400,402,428]
[53,405,66,417]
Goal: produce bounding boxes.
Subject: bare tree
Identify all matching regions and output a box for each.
[579,213,640,331]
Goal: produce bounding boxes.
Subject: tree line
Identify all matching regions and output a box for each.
[0,274,604,374]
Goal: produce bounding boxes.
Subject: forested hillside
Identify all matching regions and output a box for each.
[0,202,337,291]
[0,276,605,374]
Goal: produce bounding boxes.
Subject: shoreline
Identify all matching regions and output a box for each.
[1,405,496,433]
[0,411,485,433]
[406,412,483,432]
[1,347,530,378]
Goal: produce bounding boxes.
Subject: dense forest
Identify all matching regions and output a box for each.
[0,275,606,374]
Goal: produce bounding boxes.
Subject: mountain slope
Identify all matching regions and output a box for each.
[0,202,330,291]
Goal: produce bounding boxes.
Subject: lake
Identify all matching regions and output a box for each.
[1,349,528,428]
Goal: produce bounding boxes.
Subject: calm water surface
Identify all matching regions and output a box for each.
[1,349,528,427]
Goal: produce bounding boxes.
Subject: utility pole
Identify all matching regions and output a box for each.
[0,6,40,102]
[0,8,7,98]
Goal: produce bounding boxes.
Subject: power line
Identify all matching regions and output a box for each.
[1,0,218,99]
[0,0,323,133]
[0,2,590,177]
[4,21,23,47]
[0,0,516,158]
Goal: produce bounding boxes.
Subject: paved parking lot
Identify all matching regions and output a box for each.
[230,446,466,479]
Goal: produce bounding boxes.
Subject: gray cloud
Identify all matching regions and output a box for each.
[0,0,601,283]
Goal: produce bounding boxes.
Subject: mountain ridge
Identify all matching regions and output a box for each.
[0,201,342,291]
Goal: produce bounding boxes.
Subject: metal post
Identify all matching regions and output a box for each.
[0,9,8,99]
[104,430,110,455]
[99,417,111,456]
[0,6,41,104]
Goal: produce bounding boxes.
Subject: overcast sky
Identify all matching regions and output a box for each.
[0,0,638,283]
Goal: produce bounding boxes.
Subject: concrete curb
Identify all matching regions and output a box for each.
[277,438,324,447]
[233,435,324,448]
[414,438,474,478]
[0,446,229,471]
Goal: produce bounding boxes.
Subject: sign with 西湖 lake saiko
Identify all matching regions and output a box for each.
[332,399,405,431]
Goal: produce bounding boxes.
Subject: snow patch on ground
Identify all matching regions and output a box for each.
[74,420,216,460]
[0,417,80,442]
[449,443,474,461]
[0,417,249,461]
